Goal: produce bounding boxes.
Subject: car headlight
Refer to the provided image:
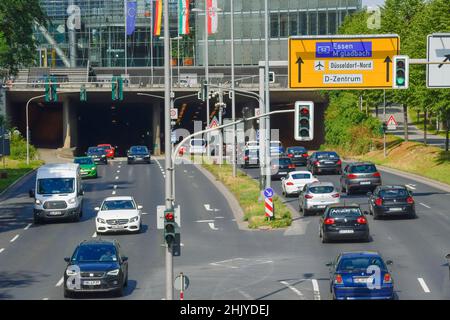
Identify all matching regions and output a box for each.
[35,199,42,205]
[68,198,76,204]
[129,216,139,223]
[101,155,106,158]
[97,217,105,224]
[66,268,78,276]
[91,166,96,170]
[107,269,120,276]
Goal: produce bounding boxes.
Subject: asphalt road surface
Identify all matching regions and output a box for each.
[0,158,449,299]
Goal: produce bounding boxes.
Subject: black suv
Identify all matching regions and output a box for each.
[307,151,342,175]
[86,147,108,164]
[367,185,416,219]
[127,145,151,164]
[63,240,128,298]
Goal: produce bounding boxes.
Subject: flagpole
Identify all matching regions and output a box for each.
[150,0,153,83]
[124,0,128,78]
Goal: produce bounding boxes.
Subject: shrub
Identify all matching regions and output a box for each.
[9,129,38,160]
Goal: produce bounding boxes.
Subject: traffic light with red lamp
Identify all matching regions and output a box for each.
[164,209,180,256]
[294,101,314,141]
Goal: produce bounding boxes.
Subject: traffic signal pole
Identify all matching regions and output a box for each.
[26,94,45,165]
[163,0,173,301]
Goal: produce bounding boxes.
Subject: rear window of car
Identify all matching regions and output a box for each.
[131,146,148,153]
[287,147,306,153]
[328,207,362,217]
[379,188,408,198]
[350,164,377,173]
[277,158,292,165]
[292,173,311,179]
[310,186,334,194]
[338,257,386,271]
[316,152,339,159]
[190,139,206,146]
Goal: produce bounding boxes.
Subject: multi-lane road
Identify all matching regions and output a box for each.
[0,158,449,299]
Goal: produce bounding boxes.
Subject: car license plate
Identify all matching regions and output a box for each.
[339,230,354,234]
[317,205,326,209]
[294,155,301,158]
[389,207,403,212]
[48,211,62,216]
[111,225,124,229]
[325,161,334,164]
[278,172,287,175]
[353,277,369,284]
[83,280,101,286]
[360,181,371,185]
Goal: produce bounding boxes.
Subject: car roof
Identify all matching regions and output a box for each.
[350,161,375,166]
[103,196,135,201]
[79,239,117,246]
[130,145,147,148]
[290,171,312,175]
[339,251,381,259]
[308,181,334,187]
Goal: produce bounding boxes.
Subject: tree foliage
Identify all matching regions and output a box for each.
[0,0,46,75]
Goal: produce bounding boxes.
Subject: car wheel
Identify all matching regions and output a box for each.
[304,208,309,216]
[124,274,128,287]
[64,288,74,299]
[363,234,371,243]
[114,285,124,297]
[321,232,328,243]
[72,213,80,222]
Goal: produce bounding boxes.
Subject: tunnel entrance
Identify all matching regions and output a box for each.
[77,102,154,157]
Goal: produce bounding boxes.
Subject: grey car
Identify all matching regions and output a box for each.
[298,182,340,216]
[340,162,382,195]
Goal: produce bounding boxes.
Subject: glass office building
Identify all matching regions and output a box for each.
[35,0,361,68]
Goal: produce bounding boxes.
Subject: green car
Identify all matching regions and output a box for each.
[74,157,98,178]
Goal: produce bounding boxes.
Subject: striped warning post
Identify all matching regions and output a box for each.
[265,197,274,218]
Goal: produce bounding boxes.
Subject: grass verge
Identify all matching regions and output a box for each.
[0,159,43,193]
[202,162,292,229]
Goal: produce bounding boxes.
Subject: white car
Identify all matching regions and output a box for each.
[95,196,143,234]
[281,171,319,197]
[189,138,207,154]
[298,182,340,216]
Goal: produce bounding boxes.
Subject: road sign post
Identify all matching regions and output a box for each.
[174,273,189,300]
[289,35,400,90]
[264,187,274,220]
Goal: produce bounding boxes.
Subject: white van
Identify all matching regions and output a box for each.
[189,138,207,155]
[30,163,84,224]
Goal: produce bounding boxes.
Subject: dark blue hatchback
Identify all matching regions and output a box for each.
[327,251,394,300]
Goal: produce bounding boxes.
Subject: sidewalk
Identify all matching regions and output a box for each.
[374,105,447,149]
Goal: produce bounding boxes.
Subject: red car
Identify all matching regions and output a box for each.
[97,144,115,159]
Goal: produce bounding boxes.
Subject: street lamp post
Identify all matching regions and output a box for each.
[230,0,236,177]
[26,94,46,165]
[264,0,271,190]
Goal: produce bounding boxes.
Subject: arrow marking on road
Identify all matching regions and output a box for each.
[208,222,219,230]
[418,278,431,293]
[384,56,392,82]
[204,204,220,212]
[405,184,416,190]
[92,232,97,238]
[10,235,19,243]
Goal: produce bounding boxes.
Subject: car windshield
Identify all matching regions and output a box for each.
[276,158,292,165]
[291,173,311,179]
[191,139,206,146]
[98,145,111,150]
[287,147,306,154]
[72,245,118,263]
[380,188,409,198]
[74,158,94,165]
[316,152,339,159]
[37,178,75,194]
[130,146,148,153]
[88,147,103,154]
[310,186,335,194]
[338,257,386,272]
[101,200,136,210]
[350,164,377,173]
[328,207,362,217]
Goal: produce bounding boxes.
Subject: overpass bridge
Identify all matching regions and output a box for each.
[4,66,327,156]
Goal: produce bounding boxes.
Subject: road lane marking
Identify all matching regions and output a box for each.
[237,289,253,300]
[115,176,119,180]
[113,185,118,189]
[56,277,64,287]
[418,278,431,293]
[280,281,304,297]
[215,216,225,219]
[204,204,220,212]
[112,191,116,195]
[420,203,431,209]
[92,232,97,238]
[208,222,219,230]
[142,212,149,215]
[195,220,215,223]
[10,235,19,243]
[406,184,416,190]
[312,279,321,300]
[118,166,121,169]
[42,298,49,300]
[24,223,32,230]
[116,170,120,173]
[0,248,4,254]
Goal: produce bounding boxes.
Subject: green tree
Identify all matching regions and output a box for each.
[0,0,46,75]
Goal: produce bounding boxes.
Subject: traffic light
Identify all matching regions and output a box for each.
[45,76,58,102]
[200,80,208,101]
[393,55,409,89]
[80,85,87,102]
[111,76,124,101]
[164,209,176,245]
[294,101,314,141]
[268,71,275,83]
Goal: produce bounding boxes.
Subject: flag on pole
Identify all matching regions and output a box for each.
[126,1,137,36]
[153,0,163,36]
[178,0,190,35]
[207,0,218,34]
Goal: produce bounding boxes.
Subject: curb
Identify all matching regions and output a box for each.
[0,168,37,200]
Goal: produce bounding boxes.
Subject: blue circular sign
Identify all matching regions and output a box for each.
[264,187,274,198]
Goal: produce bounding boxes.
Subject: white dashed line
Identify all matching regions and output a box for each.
[312,279,321,300]
[418,278,431,293]
[280,281,304,297]
[116,170,120,173]
[406,184,416,190]
[118,166,121,169]
[420,203,431,209]
[24,223,32,230]
[92,232,97,238]
[0,248,4,254]
[56,277,64,287]
[215,216,225,219]
[112,191,116,195]
[208,222,219,231]
[204,204,220,212]
[10,235,19,243]
[195,220,215,223]
[115,176,119,180]
[113,185,118,189]
[142,212,149,215]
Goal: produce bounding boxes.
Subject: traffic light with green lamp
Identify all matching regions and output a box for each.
[111,76,124,101]
[393,55,409,89]
[45,76,58,102]
[294,101,314,141]
[80,85,87,102]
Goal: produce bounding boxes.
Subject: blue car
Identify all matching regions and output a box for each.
[327,251,394,300]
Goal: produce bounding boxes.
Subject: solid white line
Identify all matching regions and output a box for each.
[280,281,303,297]
[311,279,321,300]
[208,222,219,231]
[42,298,49,300]
[10,235,19,243]
[92,232,97,238]
[418,278,431,293]
[420,203,431,209]
[195,219,215,223]
[24,223,32,230]
[0,248,4,254]
[56,277,64,287]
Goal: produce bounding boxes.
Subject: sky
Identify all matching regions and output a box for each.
[362,0,386,7]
